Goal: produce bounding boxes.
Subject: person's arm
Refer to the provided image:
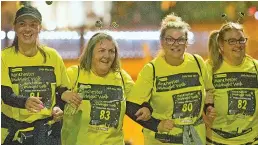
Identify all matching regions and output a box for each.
[126,101,160,132]
[123,67,174,132]
[122,65,162,131]
[54,52,71,110]
[126,63,154,105]
[253,58,258,74]
[121,68,154,118]
[1,85,27,108]
[203,60,215,114]
[1,57,27,108]
[60,65,82,107]
[195,56,215,112]
[55,86,68,110]
[202,60,217,127]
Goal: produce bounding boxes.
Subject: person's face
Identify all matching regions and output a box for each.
[161,28,187,59]
[220,29,246,62]
[92,39,116,76]
[14,16,41,45]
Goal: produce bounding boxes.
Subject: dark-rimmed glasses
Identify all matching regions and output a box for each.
[224,38,248,45]
[163,37,187,45]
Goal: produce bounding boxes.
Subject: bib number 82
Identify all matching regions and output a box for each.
[238,100,247,110]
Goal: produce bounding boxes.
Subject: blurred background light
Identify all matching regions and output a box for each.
[7,31,15,39]
[1,31,6,40]
[45,21,57,31]
[248,6,257,16]
[254,11,258,20]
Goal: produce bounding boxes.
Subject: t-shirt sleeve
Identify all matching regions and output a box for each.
[55,52,70,89]
[1,56,12,87]
[120,69,134,98]
[1,54,27,108]
[127,63,154,105]
[66,65,79,90]
[195,55,214,90]
[204,60,214,90]
[253,58,258,72]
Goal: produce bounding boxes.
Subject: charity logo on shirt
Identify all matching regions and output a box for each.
[213,72,257,89]
[156,73,201,92]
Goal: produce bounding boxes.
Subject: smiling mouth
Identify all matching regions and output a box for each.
[23,34,32,38]
[232,49,242,52]
[100,60,109,64]
[170,48,181,52]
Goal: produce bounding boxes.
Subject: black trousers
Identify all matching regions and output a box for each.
[2,122,62,145]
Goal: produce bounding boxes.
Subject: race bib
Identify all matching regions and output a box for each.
[9,66,56,109]
[90,100,121,128]
[172,90,202,120]
[228,89,256,116]
[78,83,123,128]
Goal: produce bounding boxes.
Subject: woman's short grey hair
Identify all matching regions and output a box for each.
[79,32,120,72]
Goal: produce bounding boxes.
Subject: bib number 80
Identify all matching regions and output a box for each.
[182,103,193,112]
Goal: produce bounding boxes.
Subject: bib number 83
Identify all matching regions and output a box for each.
[100,110,110,120]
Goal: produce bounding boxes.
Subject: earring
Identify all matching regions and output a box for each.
[95,20,103,30]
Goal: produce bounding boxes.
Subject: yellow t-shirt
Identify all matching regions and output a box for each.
[127,53,212,145]
[61,65,134,145]
[1,46,70,123]
[206,56,258,145]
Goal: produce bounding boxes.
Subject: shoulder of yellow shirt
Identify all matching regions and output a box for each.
[120,68,130,77]
[190,53,205,63]
[204,55,257,72]
[66,65,131,84]
[246,55,258,64]
[1,46,15,58]
[67,65,80,79]
[40,45,62,59]
[67,65,79,72]
[1,45,60,58]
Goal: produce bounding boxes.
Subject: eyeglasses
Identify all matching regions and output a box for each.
[224,38,248,45]
[163,37,187,45]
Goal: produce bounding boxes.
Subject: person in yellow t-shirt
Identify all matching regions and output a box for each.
[61,32,156,145]
[127,13,215,145]
[205,22,258,144]
[1,6,70,145]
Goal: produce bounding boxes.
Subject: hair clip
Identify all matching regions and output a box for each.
[111,22,119,29]
[94,20,119,30]
[221,13,229,23]
[236,12,245,23]
[45,1,53,5]
[95,20,103,30]
[221,12,245,24]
